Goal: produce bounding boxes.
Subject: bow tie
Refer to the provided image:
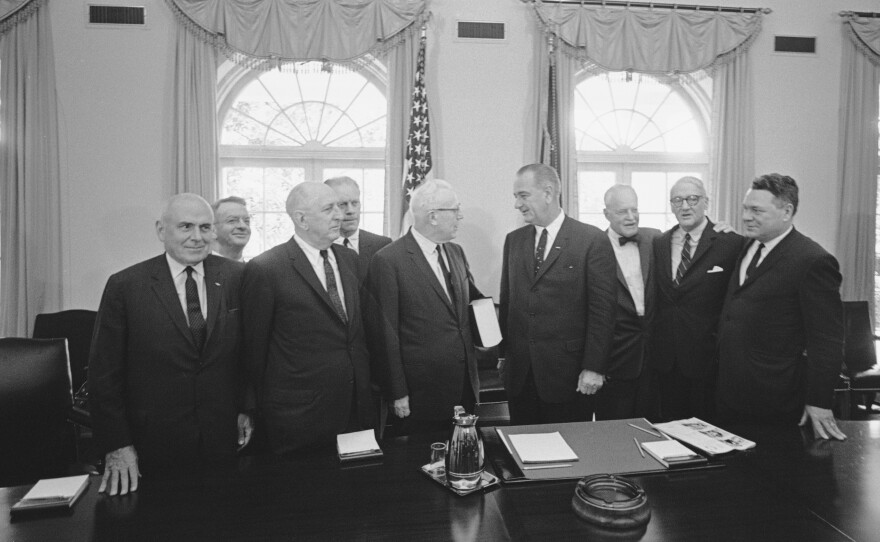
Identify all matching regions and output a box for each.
[619,235,639,246]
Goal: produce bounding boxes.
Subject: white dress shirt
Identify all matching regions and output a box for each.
[293,233,347,310]
[333,230,359,254]
[671,216,708,277]
[608,228,645,316]
[411,227,452,300]
[166,254,207,324]
[739,225,793,285]
[534,210,565,261]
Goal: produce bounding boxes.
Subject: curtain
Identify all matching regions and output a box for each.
[530,2,762,219]
[173,23,218,199]
[0,0,63,336]
[166,0,428,222]
[836,15,880,314]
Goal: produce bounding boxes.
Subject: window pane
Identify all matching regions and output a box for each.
[577,171,616,226]
[221,166,305,257]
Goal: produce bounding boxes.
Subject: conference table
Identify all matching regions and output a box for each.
[2,420,878,541]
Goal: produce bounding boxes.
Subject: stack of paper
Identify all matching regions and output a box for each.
[12,475,90,512]
[337,429,383,462]
[640,440,706,469]
[507,432,579,463]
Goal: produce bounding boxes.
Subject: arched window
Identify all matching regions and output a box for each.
[574,72,711,231]
[218,61,387,258]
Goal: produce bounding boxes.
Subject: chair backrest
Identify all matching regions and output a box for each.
[0,338,74,487]
[33,309,97,392]
[843,301,877,374]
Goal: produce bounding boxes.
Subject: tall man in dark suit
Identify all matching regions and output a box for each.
[718,173,846,440]
[366,180,481,434]
[91,193,252,496]
[652,177,743,422]
[325,176,392,282]
[599,185,660,420]
[242,182,374,454]
[500,164,617,425]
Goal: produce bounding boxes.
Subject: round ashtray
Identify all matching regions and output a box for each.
[571,474,651,529]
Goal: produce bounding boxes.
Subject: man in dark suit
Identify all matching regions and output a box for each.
[652,177,743,422]
[500,164,617,425]
[598,185,660,420]
[325,176,392,282]
[90,193,252,496]
[365,180,481,434]
[718,173,846,440]
[242,182,374,454]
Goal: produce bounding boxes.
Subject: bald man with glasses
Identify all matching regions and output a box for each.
[651,177,743,422]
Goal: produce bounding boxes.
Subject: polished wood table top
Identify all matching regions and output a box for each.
[2,421,877,541]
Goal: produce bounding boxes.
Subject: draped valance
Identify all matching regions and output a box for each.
[532,2,763,75]
[166,0,429,70]
[842,13,880,65]
[0,0,43,38]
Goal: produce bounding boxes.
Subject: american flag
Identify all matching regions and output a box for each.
[402,34,431,210]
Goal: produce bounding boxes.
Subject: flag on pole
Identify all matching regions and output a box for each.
[541,35,560,175]
[401,31,431,228]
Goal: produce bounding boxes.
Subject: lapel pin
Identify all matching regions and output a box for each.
[215,282,221,286]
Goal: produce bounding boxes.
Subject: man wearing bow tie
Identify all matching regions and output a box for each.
[599,185,660,420]
[652,177,743,422]
[499,164,616,425]
[365,180,482,435]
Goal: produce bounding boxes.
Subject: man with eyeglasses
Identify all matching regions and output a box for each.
[364,179,482,435]
[211,196,251,262]
[652,176,743,422]
[325,176,391,283]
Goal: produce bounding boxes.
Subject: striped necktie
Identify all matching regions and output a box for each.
[674,233,692,285]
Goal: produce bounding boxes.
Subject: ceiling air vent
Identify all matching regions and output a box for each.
[774,36,816,54]
[457,21,505,42]
[88,5,145,26]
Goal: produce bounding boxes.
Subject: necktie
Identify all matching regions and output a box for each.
[674,233,692,285]
[534,228,548,276]
[619,235,639,246]
[436,244,456,304]
[343,238,351,249]
[744,242,765,281]
[320,249,348,323]
[184,266,206,350]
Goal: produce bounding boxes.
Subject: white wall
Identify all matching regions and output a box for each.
[48,0,880,307]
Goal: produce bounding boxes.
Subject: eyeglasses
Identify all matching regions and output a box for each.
[670,195,704,208]
[430,205,462,214]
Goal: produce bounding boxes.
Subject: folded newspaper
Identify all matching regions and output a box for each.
[653,418,755,456]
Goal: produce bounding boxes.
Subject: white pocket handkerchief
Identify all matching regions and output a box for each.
[707,266,724,273]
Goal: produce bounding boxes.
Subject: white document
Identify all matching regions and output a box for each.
[640,440,699,461]
[21,475,89,501]
[470,297,502,347]
[508,432,579,463]
[337,429,381,456]
[654,418,756,455]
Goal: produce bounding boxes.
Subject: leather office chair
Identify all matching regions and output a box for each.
[842,301,880,417]
[0,338,76,487]
[33,309,97,393]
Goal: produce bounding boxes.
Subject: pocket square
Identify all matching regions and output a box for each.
[707,266,724,273]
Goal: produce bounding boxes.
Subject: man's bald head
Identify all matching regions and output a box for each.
[286,182,343,249]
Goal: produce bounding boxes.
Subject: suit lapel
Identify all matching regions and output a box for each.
[686,219,715,273]
[332,244,359,329]
[203,257,223,346]
[150,256,197,348]
[533,217,568,284]
[738,230,797,290]
[286,239,345,323]
[404,232,456,317]
[520,226,537,282]
[657,227,675,285]
[446,244,468,323]
[637,228,652,287]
